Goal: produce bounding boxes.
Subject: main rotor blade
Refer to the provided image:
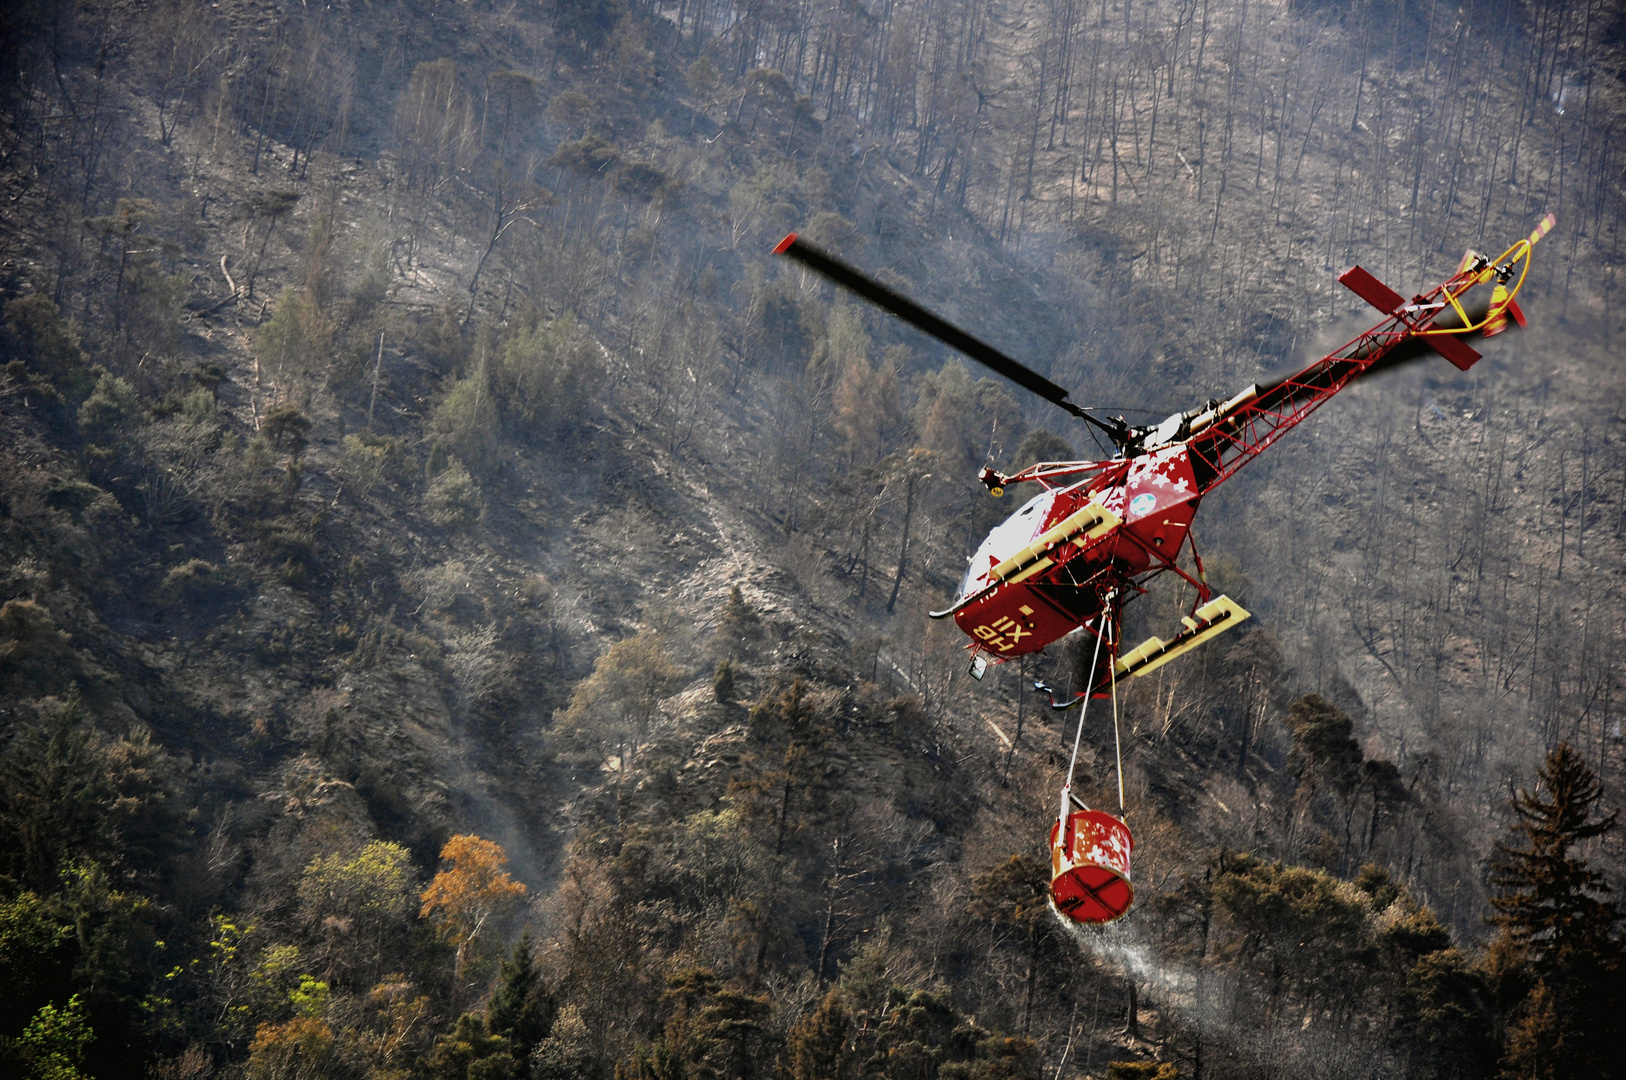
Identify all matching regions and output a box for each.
[774,233,1094,422]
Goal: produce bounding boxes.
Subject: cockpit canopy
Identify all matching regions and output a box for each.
[956,489,1062,602]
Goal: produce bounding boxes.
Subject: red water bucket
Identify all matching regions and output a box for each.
[1049,809,1134,923]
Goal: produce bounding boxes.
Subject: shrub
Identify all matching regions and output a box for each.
[414,303,470,376]
[179,387,217,424]
[1,295,93,400]
[430,374,499,474]
[230,434,284,513]
[448,624,503,701]
[497,313,601,440]
[255,515,319,584]
[407,559,475,613]
[77,372,143,445]
[254,288,335,391]
[44,478,112,517]
[0,600,74,670]
[262,403,312,455]
[1106,1064,1179,1080]
[342,432,408,492]
[190,361,226,391]
[158,559,239,605]
[425,460,481,529]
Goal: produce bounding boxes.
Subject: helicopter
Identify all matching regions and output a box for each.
[775,216,1552,923]
[773,215,1554,699]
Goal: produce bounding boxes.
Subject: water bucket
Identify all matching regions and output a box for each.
[1049,809,1134,923]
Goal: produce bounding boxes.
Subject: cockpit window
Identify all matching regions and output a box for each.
[955,491,1053,602]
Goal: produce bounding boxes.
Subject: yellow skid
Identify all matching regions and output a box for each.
[1114,595,1251,681]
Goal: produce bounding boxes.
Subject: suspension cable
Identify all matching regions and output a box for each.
[1109,614,1125,819]
[1064,617,1104,793]
[1061,592,1115,827]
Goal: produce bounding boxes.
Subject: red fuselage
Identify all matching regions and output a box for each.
[952,445,1201,657]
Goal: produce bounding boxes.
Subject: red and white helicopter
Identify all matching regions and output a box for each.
[777,217,1551,923]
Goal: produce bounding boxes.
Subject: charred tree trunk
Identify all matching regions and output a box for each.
[886,468,921,614]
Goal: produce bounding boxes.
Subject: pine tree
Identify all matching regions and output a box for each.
[1489,742,1619,961]
[1283,694,1361,795]
[1487,742,1624,1079]
[969,855,1052,1035]
[1395,948,1495,1080]
[714,585,764,662]
[783,988,850,1080]
[622,969,773,1080]
[713,660,735,703]
[426,1013,514,1080]
[487,934,555,1063]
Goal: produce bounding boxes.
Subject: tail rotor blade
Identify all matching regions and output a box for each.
[1529,212,1556,247]
[773,233,1094,422]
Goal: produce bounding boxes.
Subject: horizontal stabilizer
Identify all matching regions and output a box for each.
[1113,595,1252,681]
[1339,266,1404,315]
[1508,298,1528,328]
[1424,332,1481,371]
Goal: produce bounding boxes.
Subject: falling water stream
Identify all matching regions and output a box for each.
[1049,906,1385,1078]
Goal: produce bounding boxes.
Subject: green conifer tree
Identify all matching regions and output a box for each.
[714,585,764,662]
[713,660,735,703]
[1487,742,1624,1079]
[487,934,555,1063]
[1283,694,1361,795]
[427,1013,515,1080]
[969,855,1052,1035]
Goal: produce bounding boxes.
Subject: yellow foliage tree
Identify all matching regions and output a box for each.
[558,632,682,776]
[299,840,417,983]
[245,1016,335,1080]
[419,835,527,979]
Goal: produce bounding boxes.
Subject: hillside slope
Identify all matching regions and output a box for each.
[0,0,1622,1077]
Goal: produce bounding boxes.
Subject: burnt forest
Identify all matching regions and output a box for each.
[1,0,1623,1076]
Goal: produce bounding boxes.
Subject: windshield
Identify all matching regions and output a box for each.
[957,490,1055,601]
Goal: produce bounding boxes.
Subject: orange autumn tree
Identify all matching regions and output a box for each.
[419,834,527,978]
